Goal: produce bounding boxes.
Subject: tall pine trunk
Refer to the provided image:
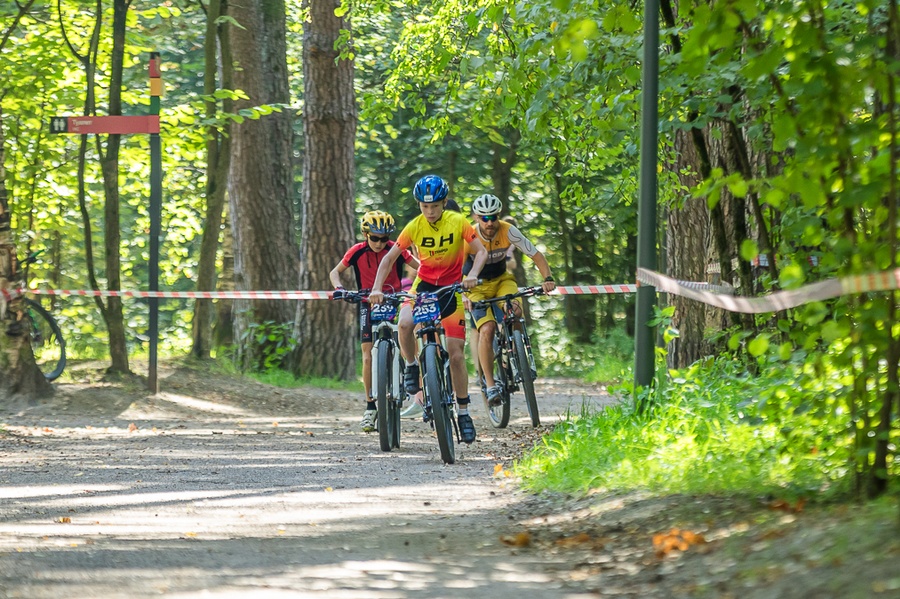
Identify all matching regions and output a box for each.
[293,0,357,379]
[228,0,299,371]
[667,130,711,368]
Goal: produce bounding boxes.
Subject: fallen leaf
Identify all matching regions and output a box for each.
[500,531,532,547]
[652,528,706,557]
[555,532,593,547]
[325,487,333,492]
[58,517,71,523]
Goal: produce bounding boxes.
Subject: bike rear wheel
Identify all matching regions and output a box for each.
[424,344,455,464]
[24,298,66,382]
[483,336,511,428]
[513,329,539,427]
[375,341,397,452]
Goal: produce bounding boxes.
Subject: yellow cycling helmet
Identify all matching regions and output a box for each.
[360,210,395,235]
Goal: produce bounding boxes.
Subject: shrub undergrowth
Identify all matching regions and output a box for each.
[515,354,853,500]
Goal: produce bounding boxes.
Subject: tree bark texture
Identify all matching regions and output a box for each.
[666,130,713,368]
[293,0,357,379]
[227,0,300,370]
[192,0,233,359]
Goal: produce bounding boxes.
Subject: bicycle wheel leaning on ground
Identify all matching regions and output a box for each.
[24,298,66,381]
[513,329,539,427]
[375,340,399,452]
[483,336,511,428]
[424,344,455,464]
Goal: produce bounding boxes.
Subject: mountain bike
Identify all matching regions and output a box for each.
[18,251,66,381]
[336,289,408,452]
[472,286,544,428]
[409,282,466,465]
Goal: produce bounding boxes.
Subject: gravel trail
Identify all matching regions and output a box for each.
[0,368,613,599]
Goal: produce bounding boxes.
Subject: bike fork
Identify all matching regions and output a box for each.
[371,341,381,398]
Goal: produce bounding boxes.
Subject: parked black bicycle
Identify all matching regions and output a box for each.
[335,289,408,452]
[471,286,543,428]
[17,251,66,381]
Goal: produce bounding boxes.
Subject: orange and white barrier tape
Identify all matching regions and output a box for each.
[22,288,333,300]
[15,284,639,300]
[637,267,900,314]
[550,284,636,295]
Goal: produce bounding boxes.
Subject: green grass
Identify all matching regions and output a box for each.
[515,356,853,500]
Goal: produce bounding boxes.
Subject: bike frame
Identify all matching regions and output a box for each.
[483,288,540,390]
[473,286,543,428]
[413,307,455,420]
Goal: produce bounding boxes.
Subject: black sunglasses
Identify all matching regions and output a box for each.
[478,215,499,222]
[368,235,390,243]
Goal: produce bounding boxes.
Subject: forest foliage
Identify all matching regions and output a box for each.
[2,0,899,496]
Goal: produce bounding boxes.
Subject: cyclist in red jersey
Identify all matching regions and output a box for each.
[330,210,417,432]
[369,175,487,444]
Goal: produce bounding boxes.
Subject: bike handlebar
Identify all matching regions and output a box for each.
[471,285,545,310]
[333,289,407,305]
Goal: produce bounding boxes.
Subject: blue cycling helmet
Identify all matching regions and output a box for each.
[413,174,449,203]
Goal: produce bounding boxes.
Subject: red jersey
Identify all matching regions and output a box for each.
[341,240,413,292]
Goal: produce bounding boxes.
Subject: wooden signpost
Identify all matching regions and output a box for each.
[49,52,163,393]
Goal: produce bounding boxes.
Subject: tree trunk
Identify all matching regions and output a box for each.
[0,105,52,398]
[94,0,131,375]
[192,0,233,359]
[212,210,235,349]
[293,0,357,379]
[667,130,711,368]
[228,0,299,371]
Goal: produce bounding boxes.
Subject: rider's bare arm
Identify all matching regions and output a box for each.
[507,225,555,292]
[369,244,404,303]
[465,237,488,289]
[329,261,350,289]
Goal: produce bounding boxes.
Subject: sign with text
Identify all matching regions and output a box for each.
[49,115,160,135]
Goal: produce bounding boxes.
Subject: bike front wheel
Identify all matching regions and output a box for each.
[375,340,398,452]
[24,298,66,382]
[513,330,539,427]
[483,336,511,429]
[424,344,455,464]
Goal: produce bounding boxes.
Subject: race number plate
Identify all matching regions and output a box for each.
[370,303,397,322]
[412,293,441,324]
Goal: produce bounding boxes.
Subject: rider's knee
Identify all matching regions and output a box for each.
[479,321,497,336]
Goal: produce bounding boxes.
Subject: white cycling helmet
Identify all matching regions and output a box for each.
[472,194,502,216]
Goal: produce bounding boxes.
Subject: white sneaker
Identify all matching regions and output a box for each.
[401,391,425,419]
[360,409,377,432]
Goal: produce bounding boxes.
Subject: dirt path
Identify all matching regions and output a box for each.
[0,365,615,598]
[2,364,896,599]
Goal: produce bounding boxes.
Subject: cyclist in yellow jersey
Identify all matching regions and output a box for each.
[369,175,487,444]
[463,194,556,407]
